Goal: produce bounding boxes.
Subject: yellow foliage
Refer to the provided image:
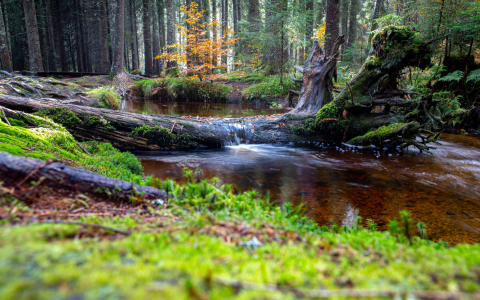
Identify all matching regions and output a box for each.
[314,21,327,47]
[156,2,239,80]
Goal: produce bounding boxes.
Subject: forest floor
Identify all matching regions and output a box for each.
[1,106,480,299]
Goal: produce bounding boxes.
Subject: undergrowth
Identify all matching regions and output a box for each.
[131,78,231,102]
[241,74,297,102]
[87,87,121,110]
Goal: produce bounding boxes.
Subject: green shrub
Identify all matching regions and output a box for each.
[87,87,121,110]
[241,74,296,102]
[131,78,232,102]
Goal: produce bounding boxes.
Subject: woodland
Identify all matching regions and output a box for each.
[0,0,480,298]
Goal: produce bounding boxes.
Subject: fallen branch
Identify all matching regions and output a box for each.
[41,220,132,235]
[1,107,10,125]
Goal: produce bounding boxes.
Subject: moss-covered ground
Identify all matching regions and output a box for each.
[2,111,480,299]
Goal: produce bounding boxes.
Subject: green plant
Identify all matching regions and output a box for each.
[87,87,121,110]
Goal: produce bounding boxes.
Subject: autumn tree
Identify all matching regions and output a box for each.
[158,1,237,80]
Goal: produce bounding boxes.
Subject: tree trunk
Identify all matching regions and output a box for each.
[158,0,166,50]
[346,0,357,49]
[166,0,176,70]
[340,0,349,54]
[306,0,314,47]
[110,0,125,77]
[371,0,383,31]
[221,0,228,66]
[151,0,162,75]
[23,0,43,71]
[290,36,344,114]
[0,1,11,72]
[129,0,139,71]
[55,0,67,71]
[0,152,166,202]
[100,0,111,73]
[74,0,85,73]
[316,0,325,26]
[324,0,339,56]
[143,0,153,75]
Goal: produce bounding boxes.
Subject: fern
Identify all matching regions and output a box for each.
[466,69,480,84]
[438,70,464,83]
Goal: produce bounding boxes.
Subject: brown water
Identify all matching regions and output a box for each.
[136,134,480,245]
[122,99,287,118]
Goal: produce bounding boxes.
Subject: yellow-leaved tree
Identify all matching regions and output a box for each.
[156,2,238,80]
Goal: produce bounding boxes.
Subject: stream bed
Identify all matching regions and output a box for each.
[136,133,480,244]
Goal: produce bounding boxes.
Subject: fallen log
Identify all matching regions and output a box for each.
[0,151,166,202]
[0,95,321,149]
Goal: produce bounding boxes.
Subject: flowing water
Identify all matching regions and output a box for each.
[122,99,287,118]
[136,133,480,245]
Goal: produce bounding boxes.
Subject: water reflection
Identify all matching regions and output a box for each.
[122,99,287,118]
[136,134,480,244]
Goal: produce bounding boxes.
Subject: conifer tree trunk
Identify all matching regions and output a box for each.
[158,0,166,50]
[221,0,228,66]
[346,0,357,49]
[129,0,139,70]
[143,0,153,75]
[371,0,383,31]
[100,0,111,73]
[324,0,339,56]
[151,0,162,75]
[340,0,349,54]
[23,0,43,71]
[110,0,125,77]
[0,1,12,72]
[166,0,176,69]
[56,0,67,71]
[316,0,325,26]
[45,0,56,71]
[306,0,314,47]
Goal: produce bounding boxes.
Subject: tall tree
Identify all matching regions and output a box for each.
[99,0,110,73]
[221,0,228,65]
[346,0,357,49]
[143,0,153,75]
[151,0,162,74]
[324,0,339,55]
[158,0,166,50]
[166,0,176,69]
[0,0,11,72]
[371,0,383,31]
[110,0,125,77]
[306,0,314,47]
[44,0,56,71]
[129,0,139,70]
[23,0,43,71]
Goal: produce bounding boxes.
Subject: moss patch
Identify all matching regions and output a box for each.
[87,87,121,110]
[133,124,198,149]
[34,107,81,128]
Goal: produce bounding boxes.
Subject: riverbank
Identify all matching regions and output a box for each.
[2,109,480,299]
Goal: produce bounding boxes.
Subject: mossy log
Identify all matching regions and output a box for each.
[0,152,166,201]
[0,95,318,149]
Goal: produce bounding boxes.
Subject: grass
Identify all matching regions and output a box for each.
[87,87,121,110]
[131,78,232,102]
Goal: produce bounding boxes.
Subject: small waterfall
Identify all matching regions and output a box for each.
[222,119,252,146]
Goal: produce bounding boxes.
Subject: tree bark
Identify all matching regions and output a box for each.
[306,0,314,47]
[143,0,153,75]
[371,0,383,31]
[100,0,111,73]
[166,0,176,70]
[221,0,228,66]
[130,0,140,70]
[23,0,43,71]
[158,0,166,50]
[151,0,162,75]
[0,152,166,202]
[324,0,339,56]
[290,36,345,114]
[0,0,11,72]
[346,0,357,49]
[110,0,125,77]
[340,0,349,54]
[55,0,67,71]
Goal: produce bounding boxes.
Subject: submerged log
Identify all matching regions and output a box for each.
[0,151,166,201]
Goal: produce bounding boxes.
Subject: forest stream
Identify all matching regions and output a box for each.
[136,132,480,245]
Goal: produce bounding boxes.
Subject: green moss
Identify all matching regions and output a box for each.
[133,124,198,149]
[241,75,296,102]
[0,113,143,182]
[79,113,115,131]
[34,107,81,128]
[347,123,406,146]
[87,87,121,110]
[131,78,232,102]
